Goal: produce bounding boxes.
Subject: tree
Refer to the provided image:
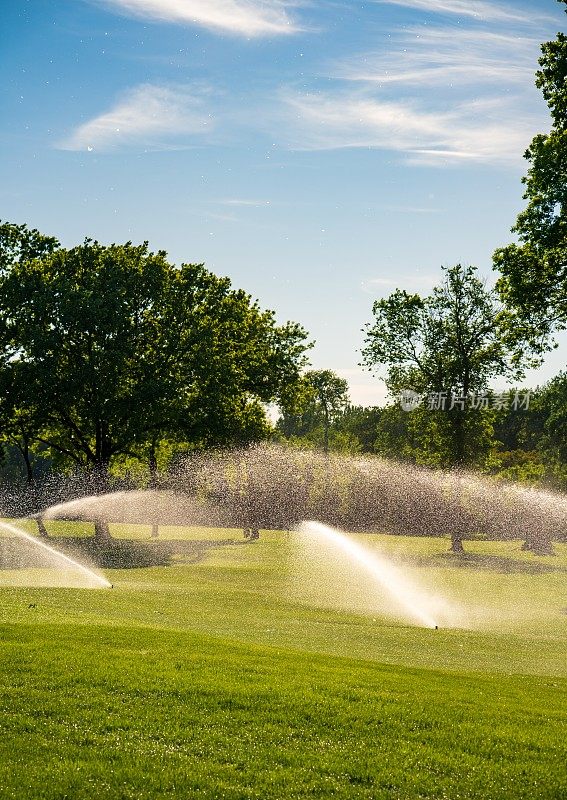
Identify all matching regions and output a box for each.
[534,372,567,490]
[0,222,60,483]
[361,265,535,553]
[333,405,384,452]
[0,220,59,272]
[493,2,567,348]
[371,404,452,467]
[277,369,349,452]
[306,370,349,453]
[362,265,525,469]
[0,231,310,482]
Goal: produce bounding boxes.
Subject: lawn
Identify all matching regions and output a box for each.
[0,524,566,799]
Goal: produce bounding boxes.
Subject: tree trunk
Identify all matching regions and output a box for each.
[36,517,49,538]
[15,437,34,484]
[450,532,465,553]
[22,443,33,484]
[522,536,554,556]
[149,439,158,540]
[94,519,111,542]
[451,405,467,467]
[521,538,532,551]
[95,419,113,475]
[149,440,158,488]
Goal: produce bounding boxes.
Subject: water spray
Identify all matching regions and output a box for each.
[0,519,111,589]
[295,521,457,629]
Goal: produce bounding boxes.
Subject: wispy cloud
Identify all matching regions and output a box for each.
[362,274,439,294]
[376,0,553,25]
[57,84,213,152]
[338,28,539,89]
[278,16,550,166]
[281,90,541,164]
[217,198,272,206]
[95,0,301,36]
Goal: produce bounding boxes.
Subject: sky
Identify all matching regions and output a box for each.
[2,0,566,405]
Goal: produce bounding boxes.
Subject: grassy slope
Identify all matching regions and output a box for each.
[0,526,566,799]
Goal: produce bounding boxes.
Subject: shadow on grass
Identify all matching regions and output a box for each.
[0,535,248,570]
[407,551,567,574]
[3,534,564,574]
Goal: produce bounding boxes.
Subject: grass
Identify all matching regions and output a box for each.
[1,523,566,799]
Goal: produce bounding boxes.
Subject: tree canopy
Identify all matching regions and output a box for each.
[493,2,567,348]
[361,264,530,465]
[277,369,351,453]
[0,223,310,474]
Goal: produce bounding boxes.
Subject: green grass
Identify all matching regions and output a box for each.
[1,525,566,799]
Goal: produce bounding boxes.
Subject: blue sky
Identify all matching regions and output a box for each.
[2,0,566,404]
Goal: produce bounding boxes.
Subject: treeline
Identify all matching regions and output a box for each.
[276,375,567,492]
[6,445,562,555]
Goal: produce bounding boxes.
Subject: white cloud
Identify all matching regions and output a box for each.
[338,29,539,89]
[281,90,541,164]
[347,382,389,407]
[218,198,272,206]
[375,0,553,25]
[58,84,213,152]
[96,0,300,36]
[278,18,550,166]
[333,368,389,407]
[362,274,439,294]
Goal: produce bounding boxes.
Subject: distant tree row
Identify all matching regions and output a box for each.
[285,374,567,491]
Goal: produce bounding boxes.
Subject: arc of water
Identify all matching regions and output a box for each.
[298,521,440,629]
[0,520,111,589]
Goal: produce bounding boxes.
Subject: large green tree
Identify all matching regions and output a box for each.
[361,264,528,467]
[494,1,567,348]
[0,227,310,478]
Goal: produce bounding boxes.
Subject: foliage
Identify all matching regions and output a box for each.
[0,222,60,481]
[538,371,567,462]
[361,265,524,466]
[487,374,567,489]
[333,405,383,452]
[487,450,546,486]
[277,369,349,452]
[370,404,491,469]
[0,227,310,473]
[362,265,525,395]
[494,6,567,347]
[0,220,59,273]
